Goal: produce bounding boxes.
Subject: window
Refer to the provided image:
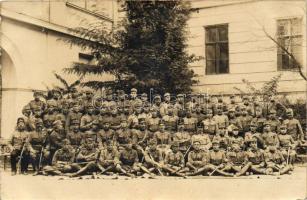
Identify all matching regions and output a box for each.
[67,0,108,16]
[277,18,302,70]
[205,24,229,75]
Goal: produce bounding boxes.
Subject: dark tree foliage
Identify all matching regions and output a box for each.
[63,0,200,94]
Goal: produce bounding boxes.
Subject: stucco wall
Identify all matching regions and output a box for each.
[188,0,306,96]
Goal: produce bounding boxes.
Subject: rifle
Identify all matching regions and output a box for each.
[183,145,192,158]
[286,146,291,165]
[17,143,26,174]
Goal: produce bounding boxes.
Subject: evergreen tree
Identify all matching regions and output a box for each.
[63,0,200,94]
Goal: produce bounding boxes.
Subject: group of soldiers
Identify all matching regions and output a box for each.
[7,87,306,178]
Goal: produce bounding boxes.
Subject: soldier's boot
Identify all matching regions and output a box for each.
[251,166,266,174]
[280,166,291,175]
[236,163,252,176]
[138,164,155,177]
[70,162,96,177]
[189,167,207,176]
[215,169,234,177]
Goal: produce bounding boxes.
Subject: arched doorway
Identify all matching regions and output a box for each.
[0,49,18,138]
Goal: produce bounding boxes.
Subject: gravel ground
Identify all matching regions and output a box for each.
[1,166,307,200]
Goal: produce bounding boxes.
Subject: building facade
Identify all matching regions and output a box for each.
[0,0,117,138]
[188,0,306,97]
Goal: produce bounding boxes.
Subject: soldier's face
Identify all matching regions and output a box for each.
[213,143,219,151]
[104,123,110,129]
[121,121,128,128]
[159,124,165,131]
[242,110,248,116]
[143,106,150,113]
[250,126,257,132]
[36,125,43,132]
[229,111,235,117]
[139,123,146,130]
[131,92,137,98]
[53,92,61,99]
[87,108,94,114]
[232,144,240,152]
[106,95,113,101]
[207,112,213,118]
[154,98,161,105]
[141,96,147,102]
[193,143,200,151]
[124,107,131,114]
[168,109,173,115]
[151,111,157,118]
[255,110,262,117]
[17,122,25,130]
[178,125,184,131]
[23,109,31,116]
[111,109,118,115]
[107,144,113,151]
[135,107,142,114]
[263,125,271,132]
[250,142,257,149]
[233,130,239,136]
[287,112,293,118]
[186,111,191,117]
[217,108,222,115]
[172,146,179,153]
[72,125,79,132]
[164,96,170,102]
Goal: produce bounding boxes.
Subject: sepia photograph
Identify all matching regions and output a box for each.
[0,0,306,199]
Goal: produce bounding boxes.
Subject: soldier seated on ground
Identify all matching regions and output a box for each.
[244,138,267,175]
[117,143,142,177]
[223,143,251,177]
[43,139,80,176]
[264,146,293,176]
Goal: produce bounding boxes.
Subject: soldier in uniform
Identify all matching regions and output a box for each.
[97,121,115,149]
[191,124,212,151]
[80,104,95,132]
[152,95,162,115]
[114,119,132,150]
[202,109,218,140]
[70,137,101,177]
[238,107,253,133]
[262,122,279,149]
[207,140,233,176]
[118,143,141,177]
[186,141,210,176]
[48,120,66,165]
[132,118,151,150]
[173,120,192,155]
[43,139,80,176]
[174,94,185,118]
[183,109,197,133]
[266,109,281,133]
[153,121,172,160]
[65,103,82,133]
[66,119,83,151]
[251,106,266,133]
[282,108,304,141]
[228,125,244,149]
[228,108,242,131]
[213,106,229,130]
[108,106,122,130]
[244,122,264,149]
[245,138,267,174]
[212,128,230,151]
[28,119,49,175]
[97,141,121,175]
[278,124,297,165]
[160,93,171,117]
[147,108,160,133]
[9,118,31,175]
[28,91,46,112]
[162,105,179,132]
[163,141,188,177]
[264,146,293,175]
[223,143,251,176]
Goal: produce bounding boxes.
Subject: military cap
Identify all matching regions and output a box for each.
[71,119,80,125]
[197,122,204,129]
[269,109,277,114]
[131,88,137,93]
[263,121,271,126]
[192,140,201,145]
[33,91,44,96]
[177,118,184,125]
[117,90,126,96]
[17,117,25,123]
[120,118,128,122]
[164,93,170,97]
[62,139,71,145]
[250,137,257,143]
[105,89,113,95]
[212,139,220,145]
[286,108,293,114]
[177,94,184,98]
[230,94,235,98]
[47,99,57,107]
[228,124,239,131]
[138,118,146,123]
[171,141,180,147]
[242,95,249,100]
[280,123,287,128]
[148,139,157,145]
[141,93,148,97]
[35,118,44,125]
[53,120,63,127]
[159,119,165,125]
[228,108,235,112]
[23,104,31,110]
[154,94,161,99]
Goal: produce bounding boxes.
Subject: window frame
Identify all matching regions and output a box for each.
[204,24,229,75]
[276,17,303,71]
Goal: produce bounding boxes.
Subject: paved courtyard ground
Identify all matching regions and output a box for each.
[1,166,307,200]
